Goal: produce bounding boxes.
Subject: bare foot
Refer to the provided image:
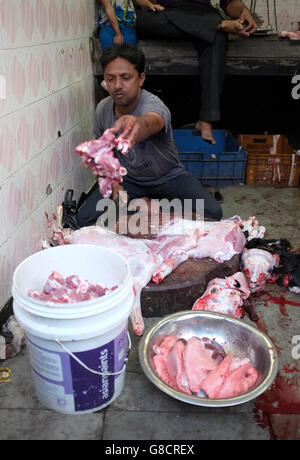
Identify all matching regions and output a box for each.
[195,121,216,144]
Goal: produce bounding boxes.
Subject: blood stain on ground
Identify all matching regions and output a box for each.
[255,291,300,318]
[252,288,300,439]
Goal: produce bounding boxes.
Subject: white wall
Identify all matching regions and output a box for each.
[0,0,96,310]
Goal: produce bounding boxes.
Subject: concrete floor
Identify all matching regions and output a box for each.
[1,185,300,440]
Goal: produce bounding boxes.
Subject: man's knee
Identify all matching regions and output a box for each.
[75,188,103,227]
[76,207,98,227]
[214,203,223,221]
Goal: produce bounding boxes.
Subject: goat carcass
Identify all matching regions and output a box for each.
[242,248,280,293]
[152,218,246,284]
[188,218,246,263]
[75,129,130,198]
[152,219,202,284]
[192,272,250,318]
[45,217,246,335]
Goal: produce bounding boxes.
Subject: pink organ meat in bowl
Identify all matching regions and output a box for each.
[138,311,278,407]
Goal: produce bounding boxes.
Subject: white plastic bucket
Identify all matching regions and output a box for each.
[12,244,134,415]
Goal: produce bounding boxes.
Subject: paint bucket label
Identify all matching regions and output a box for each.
[26,327,127,413]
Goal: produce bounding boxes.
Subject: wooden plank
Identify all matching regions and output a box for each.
[90,36,300,77]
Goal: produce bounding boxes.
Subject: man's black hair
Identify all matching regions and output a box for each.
[100,43,146,75]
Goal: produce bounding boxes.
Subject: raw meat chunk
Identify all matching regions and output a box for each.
[151,335,258,399]
[75,129,130,198]
[29,271,116,303]
[217,359,258,398]
[166,340,191,394]
[201,354,232,398]
[183,337,218,393]
[153,336,178,357]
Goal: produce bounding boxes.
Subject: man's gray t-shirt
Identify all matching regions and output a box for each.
[93,89,186,186]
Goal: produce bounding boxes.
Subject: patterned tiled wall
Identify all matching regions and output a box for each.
[0,0,96,309]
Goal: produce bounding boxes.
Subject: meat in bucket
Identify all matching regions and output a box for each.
[12,244,134,415]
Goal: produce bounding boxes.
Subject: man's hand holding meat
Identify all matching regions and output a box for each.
[110,112,165,148]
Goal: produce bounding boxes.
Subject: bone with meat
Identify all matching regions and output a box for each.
[29,270,117,303]
[74,129,130,198]
[238,216,266,241]
[192,272,250,318]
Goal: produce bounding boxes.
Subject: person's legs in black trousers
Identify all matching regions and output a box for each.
[150,174,223,221]
[136,9,188,40]
[76,173,222,227]
[76,180,152,227]
[193,30,228,126]
[136,9,228,144]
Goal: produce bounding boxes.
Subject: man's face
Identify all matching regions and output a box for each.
[104,57,145,109]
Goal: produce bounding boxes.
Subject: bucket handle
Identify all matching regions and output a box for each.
[54,331,132,377]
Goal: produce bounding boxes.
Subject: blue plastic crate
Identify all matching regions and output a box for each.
[173,129,248,187]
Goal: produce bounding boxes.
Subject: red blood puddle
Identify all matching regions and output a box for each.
[255,291,300,317]
[252,287,300,439]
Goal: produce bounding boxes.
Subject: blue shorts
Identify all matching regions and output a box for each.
[99,24,137,50]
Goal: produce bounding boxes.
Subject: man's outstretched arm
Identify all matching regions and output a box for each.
[110,112,165,147]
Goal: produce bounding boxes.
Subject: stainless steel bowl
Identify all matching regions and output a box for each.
[139,311,278,407]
